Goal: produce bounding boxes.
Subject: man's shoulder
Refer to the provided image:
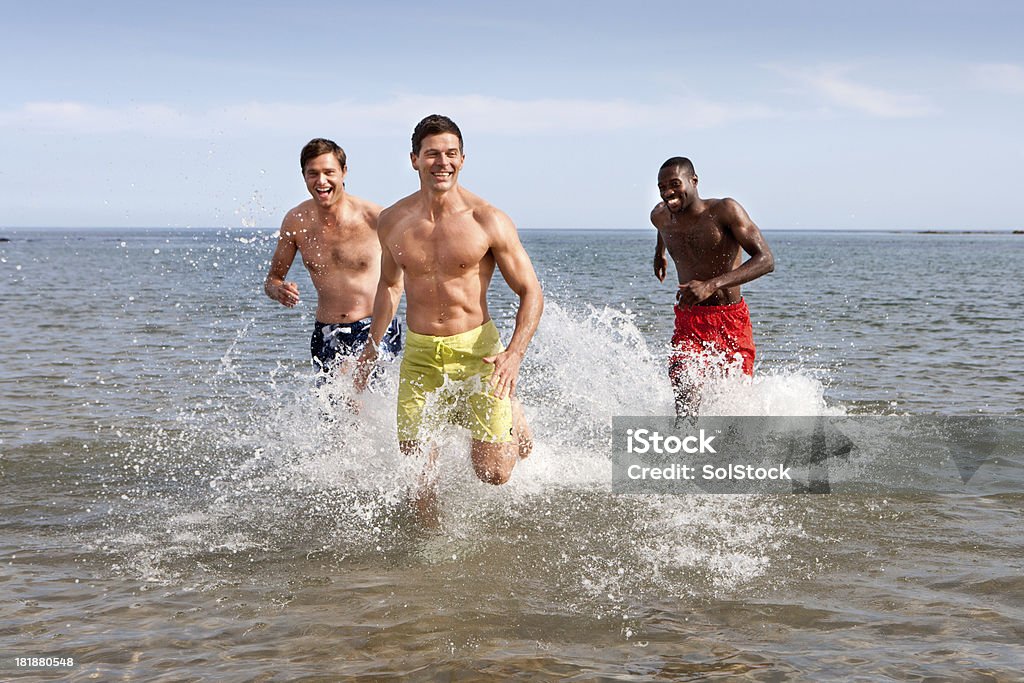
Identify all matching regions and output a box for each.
[281,200,317,234]
[651,201,669,226]
[472,202,508,228]
[473,205,517,249]
[378,192,419,227]
[285,198,315,217]
[706,197,749,226]
[706,196,743,211]
[459,189,509,231]
[346,193,383,219]
[342,194,384,232]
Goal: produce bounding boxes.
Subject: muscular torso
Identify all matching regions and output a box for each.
[383,192,496,336]
[284,199,381,322]
[653,198,743,306]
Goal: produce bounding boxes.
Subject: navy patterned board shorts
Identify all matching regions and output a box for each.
[310,316,403,374]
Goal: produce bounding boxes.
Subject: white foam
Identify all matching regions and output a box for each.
[103,300,839,597]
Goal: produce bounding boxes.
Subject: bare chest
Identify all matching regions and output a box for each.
[391,220,492,277]
[295,228,377,275]
[660,212,735,263]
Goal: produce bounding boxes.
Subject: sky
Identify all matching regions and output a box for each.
[2,0,1023,231]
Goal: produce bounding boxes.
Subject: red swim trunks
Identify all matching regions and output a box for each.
[670,299,755,378]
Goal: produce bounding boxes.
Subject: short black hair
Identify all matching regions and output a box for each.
[412,114,464,155]
[660,156,696,176]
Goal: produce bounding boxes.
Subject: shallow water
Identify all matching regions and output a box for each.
[2,228,1022,680]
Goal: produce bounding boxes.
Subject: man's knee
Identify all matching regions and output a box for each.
[474,465,512,486]
[471,441,516,485]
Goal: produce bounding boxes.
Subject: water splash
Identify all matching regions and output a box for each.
[98,301,837,605]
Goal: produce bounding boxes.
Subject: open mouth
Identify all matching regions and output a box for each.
[315,185,332,199]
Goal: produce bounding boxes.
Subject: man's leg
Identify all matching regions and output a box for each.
[397,339,445,522]
[400,439,440,524]
[465,375,517,483]
[673,381,700,418]
[470,440,518,485]
[311,322,338,387]
[670,308,699,418]
[669,355,701,418]
[511,396,533,459]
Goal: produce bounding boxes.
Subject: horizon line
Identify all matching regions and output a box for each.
[1,226,1021,235]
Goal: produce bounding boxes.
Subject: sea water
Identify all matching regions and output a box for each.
[1,228,1022,680]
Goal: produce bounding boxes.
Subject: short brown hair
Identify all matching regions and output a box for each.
[300,138,347,172]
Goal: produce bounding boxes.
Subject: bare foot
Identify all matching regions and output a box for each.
[512,397,533,459]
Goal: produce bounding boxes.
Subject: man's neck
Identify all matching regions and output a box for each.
[420,185,462,220]
[314,194,347,227]
[681,196,706,218]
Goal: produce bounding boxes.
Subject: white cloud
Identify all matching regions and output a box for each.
[772,64,936,118]
[0,94,776,138]
[0,101,186,134]
[971,63,1024,94]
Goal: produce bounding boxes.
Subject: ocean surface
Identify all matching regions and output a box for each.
[1,228,1022,681]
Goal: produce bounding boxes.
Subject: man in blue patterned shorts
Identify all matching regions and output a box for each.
[265,138,402,381]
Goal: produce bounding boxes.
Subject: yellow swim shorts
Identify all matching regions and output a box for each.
[397,320,514,444]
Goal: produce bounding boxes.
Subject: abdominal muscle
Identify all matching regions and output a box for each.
[309,270,378,323]
[684,285,742,307]
[404,272,491,337]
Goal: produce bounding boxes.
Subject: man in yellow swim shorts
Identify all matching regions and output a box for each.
[398,321,514,445]
[354,114,543,496]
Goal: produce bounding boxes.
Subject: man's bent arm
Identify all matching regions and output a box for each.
[493,215,543,353]
[486,212,544,398]
[354,231,405,393]
[366,246,405,348]
[704,199,774,291]
[264,223,300,306]
[504,279,544,358]
[653,228,667,282]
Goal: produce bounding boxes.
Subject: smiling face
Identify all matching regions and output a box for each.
[303,152,347,208]
[658,165,698,215]
[410,132,464,193]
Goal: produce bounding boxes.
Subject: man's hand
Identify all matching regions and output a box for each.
[654,252,667,282]
[677,279,717,307]
[483,348,523,400]
[269,281,300,307]
[352,343,379,393]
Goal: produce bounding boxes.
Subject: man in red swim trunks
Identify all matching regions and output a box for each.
[651,157,775,416]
